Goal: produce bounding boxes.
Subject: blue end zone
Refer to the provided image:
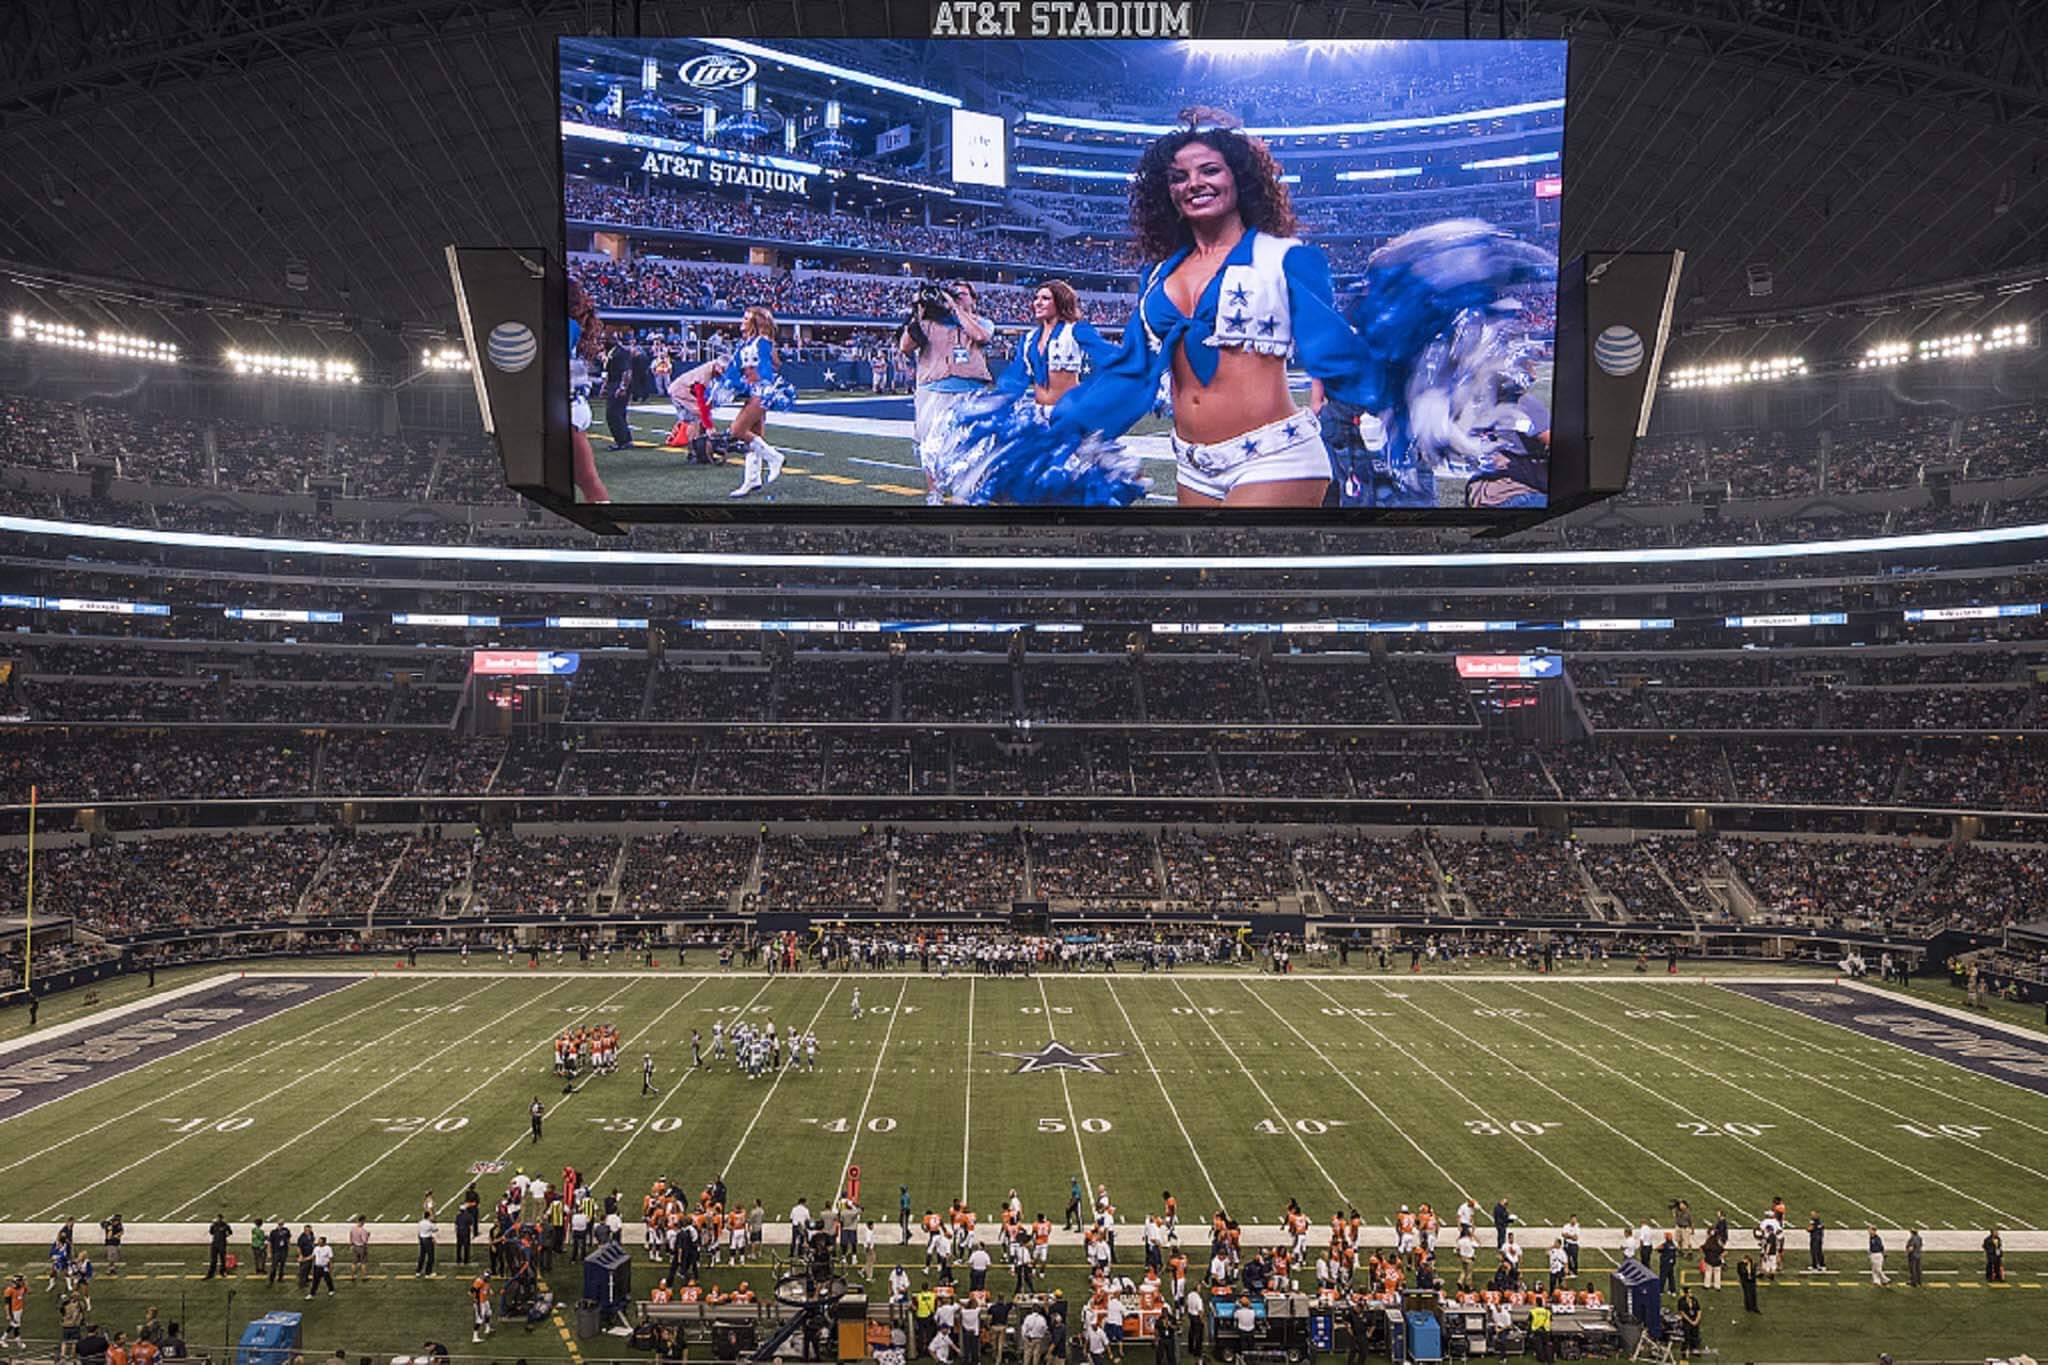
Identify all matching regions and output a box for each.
[1718,981,2048,1097]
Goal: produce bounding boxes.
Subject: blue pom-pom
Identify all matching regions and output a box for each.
[922,394,1150,507]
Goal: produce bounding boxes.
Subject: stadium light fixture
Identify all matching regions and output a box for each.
[1460,151,1559,171]
[8,314,180,364]
[227,348,360,384]
[420,346,470,373]
[1855,341,1911,370]
[1020,97,1564,140]
[1663,356,1806,390]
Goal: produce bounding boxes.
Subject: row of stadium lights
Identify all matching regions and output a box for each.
[1663,356,1807,391]
[1667,323,2034,389]
[10,314,180,364]
[1856,323,2030,369]
[10,314,376,384]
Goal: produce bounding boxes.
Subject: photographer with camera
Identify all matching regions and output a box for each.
[900,279,994,504]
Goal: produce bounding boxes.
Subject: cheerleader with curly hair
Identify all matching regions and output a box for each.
[929,109,1552,508]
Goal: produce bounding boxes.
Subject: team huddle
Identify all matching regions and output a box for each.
[697,1020,821,1078]
[552,1024,622,1079]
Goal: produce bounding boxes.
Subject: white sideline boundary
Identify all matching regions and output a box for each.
[85,970,1846,985]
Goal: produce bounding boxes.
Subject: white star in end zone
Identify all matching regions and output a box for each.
[993,1041,1123,1075]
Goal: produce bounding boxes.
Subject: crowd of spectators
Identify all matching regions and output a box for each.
[17,830,334,935]
[573,254,1131,330]
[1295,830,1438,915]
[891,830,1025,913]
[1031,831,1161,901]
[1902,742,2048,809]
[1828,685,2029,730]
[1264,660,1400,724]
[1904,843,2045,931]
[1728,738,1901,806]
[1726,837,1951,930]
[467,832,617,915]
[1430,832,1587,918]
[824,737,913,795]
[566,181,1130,275]
[1214,746,1352,798]
[1141,659,1262,723]
[1348,747,1484,799]
[301,830,410,919]
[755,832,888,908]
[1159,830,1295,903]
[1022,662,1138,722]
[378,831,475,917]
[1578,841,1693,923]
[616,831,755,912]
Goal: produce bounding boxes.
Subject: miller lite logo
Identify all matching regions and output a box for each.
[679,53,756,90]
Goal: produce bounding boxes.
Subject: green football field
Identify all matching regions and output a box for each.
[8,964,2048,1361]
[588,392,1185,506]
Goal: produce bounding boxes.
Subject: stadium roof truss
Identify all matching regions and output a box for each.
[0,0,2044,344]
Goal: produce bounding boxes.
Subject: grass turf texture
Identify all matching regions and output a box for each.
[9,966,2048,1361]
[587,394,1185,506]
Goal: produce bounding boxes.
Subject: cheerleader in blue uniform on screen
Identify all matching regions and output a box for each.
[928,108,1553,508]
[674,305,795,499]
[1006,280,1114,415]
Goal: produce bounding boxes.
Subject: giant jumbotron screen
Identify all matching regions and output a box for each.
[554,37,1567,517]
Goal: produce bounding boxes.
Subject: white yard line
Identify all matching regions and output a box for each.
[1433,979,1901,1225]
[451,975,722,1190]
[0,977,422,1158]
[1035,975,1092,1197]
[1102,976,1226,1214]
[720,980,843,1174]
[1691,984,2048,1136]
[1241,981,1499,1213]
[962,977,974,1204]
[1579,981,2048,1189]
[166,980,562,1219]
[1166,979,1349,1205]
[1295,978,1631,1236]
[845,979,912,1201]
[32,978,506,1221]
[1381,981,1748,1217]
[298,978,654,1219]
[1501,979,2026,1225]
[587,979,777,1191]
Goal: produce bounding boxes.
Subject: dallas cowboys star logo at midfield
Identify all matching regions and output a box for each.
[994,1041,1122,1074]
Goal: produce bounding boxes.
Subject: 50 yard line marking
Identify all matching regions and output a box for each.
[1036,975,1090,1197]
[1102,975,1224,1214]
[1168,980,1348,1206]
